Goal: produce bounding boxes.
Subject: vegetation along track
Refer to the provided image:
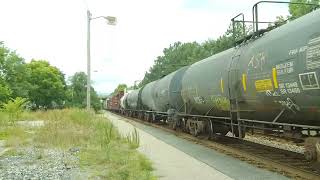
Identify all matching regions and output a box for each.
[110,112,320,180]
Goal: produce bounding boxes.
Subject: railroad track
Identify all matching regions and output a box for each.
[214,137,320,178]
[110,112,320,180]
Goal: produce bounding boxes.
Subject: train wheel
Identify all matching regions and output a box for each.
[187,119,204,137]
[304,137,320,162]
[208,120,214,139]
[190,126,198,137]
[144,113,150,122]
[181,118,188,132]
[304,146,317,161]
[152,113,158,123]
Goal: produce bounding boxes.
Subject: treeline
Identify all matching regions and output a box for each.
[0,42,101,111]
[139,35,233,87]
[138,0,319,87]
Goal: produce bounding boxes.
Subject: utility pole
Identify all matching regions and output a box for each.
[86,10,91,111]
[86,9,117,111]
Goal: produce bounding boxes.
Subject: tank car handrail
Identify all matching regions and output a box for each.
[252,1,320,34]
[178,113,231,120]
[239,118,320,129]
[231,13,246,44]
[177,112,320,129]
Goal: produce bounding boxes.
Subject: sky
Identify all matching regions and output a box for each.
[0,0,289,95]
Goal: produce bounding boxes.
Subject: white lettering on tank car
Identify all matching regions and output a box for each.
[288,46,307,56]
[306,36,320,70]
[276,61,294,75]
[265,90,281,97]
[280,88,287,95]
[289,49,299,56]
[265,90,272,96]
[278,82,301,95]
[285,82,298,88]
[299,72,320,90]
[273,91,280,96]
[299,46,308,53]
[275,98,300,112]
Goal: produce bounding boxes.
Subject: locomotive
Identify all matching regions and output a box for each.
[109,3,320,161]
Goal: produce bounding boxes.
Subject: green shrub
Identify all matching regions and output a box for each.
[1,97,28,122]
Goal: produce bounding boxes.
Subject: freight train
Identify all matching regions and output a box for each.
[107,3,320,162]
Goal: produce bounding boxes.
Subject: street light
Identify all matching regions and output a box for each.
[87,10,117,111]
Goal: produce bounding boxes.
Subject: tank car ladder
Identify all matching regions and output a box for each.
[229,98,244,138]
[228,52,245,139]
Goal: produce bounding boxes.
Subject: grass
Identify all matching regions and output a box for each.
[0,111,10,127]
[2,148,24,157]
[125,128,140,149]
[0,108,156,180]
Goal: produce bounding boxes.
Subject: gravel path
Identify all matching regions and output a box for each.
[0,147,87,180]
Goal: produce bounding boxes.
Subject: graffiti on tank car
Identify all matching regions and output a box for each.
[160,89,168,97]
[194,96,205,104]
[210,96,230,111]
[248,52,266,71]
[276,61,294,75]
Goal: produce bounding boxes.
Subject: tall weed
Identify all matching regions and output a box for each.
[125,128,140,149]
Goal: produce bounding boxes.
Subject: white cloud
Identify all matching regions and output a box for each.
[0,0,289,94]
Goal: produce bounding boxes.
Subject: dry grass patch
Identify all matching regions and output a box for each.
[31,109,156,180]
[0,125,31,147]
[0,108,155,179]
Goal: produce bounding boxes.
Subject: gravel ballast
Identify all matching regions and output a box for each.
[0,147,87,180]
[244,134,305,154]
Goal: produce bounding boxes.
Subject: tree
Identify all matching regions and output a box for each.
[67,72,101,111]
[112,84,127,95]
[0,42,31,99]
[289,0,319,19]
[26,60,66,109]
[139,21,245,87]
[139,41,209,86]
[0,80,11,103]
